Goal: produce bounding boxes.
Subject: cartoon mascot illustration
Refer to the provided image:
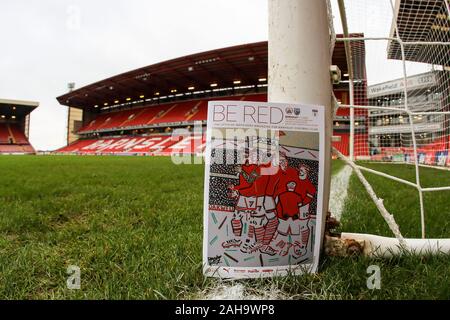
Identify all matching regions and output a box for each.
[222,154,258,249]
[295,164,317,249]
[273,161,317,258]
[242,155,279,256]
[222,149,278,256]
[222,148,317,261]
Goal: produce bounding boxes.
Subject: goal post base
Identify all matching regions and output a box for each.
[324,233,450,258]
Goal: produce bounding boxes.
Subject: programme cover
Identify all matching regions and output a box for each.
[203,100,325,278]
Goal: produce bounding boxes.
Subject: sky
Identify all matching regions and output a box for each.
[0,0,430,150]
[0,0,268,150]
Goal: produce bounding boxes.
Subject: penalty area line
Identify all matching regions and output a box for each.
[329,165,352,220]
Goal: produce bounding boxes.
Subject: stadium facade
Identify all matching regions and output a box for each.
[367,71,450,163]
[56,38,366,156]
[0,98,38,154]
[366,0,450,166]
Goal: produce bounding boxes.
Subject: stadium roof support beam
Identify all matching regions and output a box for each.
[268,0,332,252]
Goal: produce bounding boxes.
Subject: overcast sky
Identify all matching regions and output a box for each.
[0,0,268,150]
[0,0,429,150]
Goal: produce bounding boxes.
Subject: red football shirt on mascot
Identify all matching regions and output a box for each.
[295,164,316,207]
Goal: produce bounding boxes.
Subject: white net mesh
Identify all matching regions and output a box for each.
[330,0,450,239]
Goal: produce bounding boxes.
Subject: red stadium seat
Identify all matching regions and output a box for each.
[158,101,202,123]
[96,109,138,130]
[78,113,112,133]
[0,123,34,154]
[0,123,10,143]
[0,143,34,154]
[76,94,268,133]
[56,134,206,155]
[125,104,172,128]
[8,124,29,144]
[332,133,350,156]
[62,93,398,160]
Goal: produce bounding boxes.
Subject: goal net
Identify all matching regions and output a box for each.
[328,0,450,250]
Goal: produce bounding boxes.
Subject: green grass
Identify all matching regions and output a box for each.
[341,161,450,238]
[331,158,346,175]
[0,156,449,299]
[0,156,204,299]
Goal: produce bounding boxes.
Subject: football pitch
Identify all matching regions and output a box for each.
[0,155,449,299]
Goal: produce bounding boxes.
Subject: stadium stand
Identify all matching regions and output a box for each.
[76,93,266,134]
[0,123,11,143]
[0,123,35,154]
[56,139,94,153]
[332,133,350,156]
[57,134,206,155]
[0,99,38,154]
[58,91,355,156]
[123,104,173,129]
[8,124,30,144]
[0,144,34,154]
[56,41,362,156]
[368,136,450,165]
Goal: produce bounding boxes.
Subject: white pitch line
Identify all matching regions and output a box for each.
[202,283,289,300]
[329,165,353,220]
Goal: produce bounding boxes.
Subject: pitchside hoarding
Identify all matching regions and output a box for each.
[203,101,325,279]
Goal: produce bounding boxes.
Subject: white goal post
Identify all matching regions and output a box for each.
[268,0,333,253]
[328,0,450,255]
[269,0,450,257]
